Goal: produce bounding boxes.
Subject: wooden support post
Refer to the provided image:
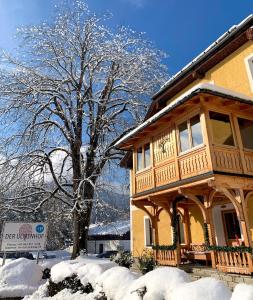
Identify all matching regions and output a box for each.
[183,207,191,249]
[236,189,252,247]
[207,207,217,269]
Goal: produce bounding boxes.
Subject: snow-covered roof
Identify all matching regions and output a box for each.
[89,220,130,236]
[154,14,253,99]
[115,83,253,147]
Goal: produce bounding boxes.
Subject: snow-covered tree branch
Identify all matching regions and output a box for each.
[0,0,168,257]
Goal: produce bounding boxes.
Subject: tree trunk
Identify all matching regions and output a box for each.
[71,209,81,259]
[71,183,95,258]
[71,138,97,258]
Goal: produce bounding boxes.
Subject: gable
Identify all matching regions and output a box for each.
[166,40,253,106]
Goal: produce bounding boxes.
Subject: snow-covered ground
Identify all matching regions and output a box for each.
[0,250,253,299]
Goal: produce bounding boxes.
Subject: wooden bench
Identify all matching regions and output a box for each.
[185,244,211,266]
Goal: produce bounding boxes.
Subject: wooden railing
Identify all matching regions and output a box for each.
[178,146,209,179]
[134,146,210,194]
[155,249,180,266]
[155,161,178,187]
[135,169,154,194]
[244,150,253,175]
[213,146,242,174]
[214,250,253,275]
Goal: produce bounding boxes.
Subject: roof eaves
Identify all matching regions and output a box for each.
[153,14,253,100]
[115,83,253,148]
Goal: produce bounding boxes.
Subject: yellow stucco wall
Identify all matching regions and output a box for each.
[131,207,172,256]
[167,41,253,105]
[157,209,173,245]
[188,206,205,244]
[131,208,146,256]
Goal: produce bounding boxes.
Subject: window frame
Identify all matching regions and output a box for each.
[237,116,253,152]
[244,53,253,93]
[135,142,151,173]
[221,209,242,246]
[144,216,153,247]
[208,110,237,148]
[176,112,204,155]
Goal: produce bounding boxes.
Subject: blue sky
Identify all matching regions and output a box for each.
[0,0,252,78]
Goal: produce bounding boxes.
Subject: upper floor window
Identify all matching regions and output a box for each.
[238,117,253,150]
[178,114,203,153]
[209,111,235,146]
[244,54,253,92]
[136,143,151,171]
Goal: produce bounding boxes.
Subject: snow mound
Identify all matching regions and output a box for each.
[0,258,42,286]
[96,266,139,300]
[50,260,86,283]
[231,283,253,300]
[77,262,116,287]
[23,282,49,300]
[0,258,43,298]
[170,277,231,300]
[124,267,191,300]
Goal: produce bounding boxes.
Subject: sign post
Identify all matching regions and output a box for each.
[2,252,6,266]
[0,222,47,264]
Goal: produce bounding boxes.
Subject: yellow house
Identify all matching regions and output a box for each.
[116,15,253,275]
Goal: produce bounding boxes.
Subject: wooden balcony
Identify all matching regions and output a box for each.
[125,92,253,197]
[134,145,211,195]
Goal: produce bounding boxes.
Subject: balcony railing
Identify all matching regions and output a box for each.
[214,250,253,275]
[134,145,210,194]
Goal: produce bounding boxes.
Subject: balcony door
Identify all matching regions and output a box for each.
[222,210,241,246]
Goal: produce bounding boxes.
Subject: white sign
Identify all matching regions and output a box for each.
[0,222,47,252]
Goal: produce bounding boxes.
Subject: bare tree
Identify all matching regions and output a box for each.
[0,1,168,257]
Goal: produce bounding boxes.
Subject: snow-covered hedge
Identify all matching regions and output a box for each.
[1,257,253,299]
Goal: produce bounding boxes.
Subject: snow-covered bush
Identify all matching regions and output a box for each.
[231,283,253,300]
[48,274,93,297]
[110,251,134,269]
[136,249,156,274]
[170,277,231,300]
[50,260,85,283]
[77,262,116,288]
[124,267,191,300]
[96,266,139,300]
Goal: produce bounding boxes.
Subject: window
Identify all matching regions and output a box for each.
[244,54,253,92]
[136,143,151,171]
[209,111,235,146]
[179,121,190,152]
[223,211,241,241]
[137,147,142,171]
[190,115,203,147]
[144,217,153,247]
[238,117,253,150]
[178,114,203,153]
[144,144,150,168]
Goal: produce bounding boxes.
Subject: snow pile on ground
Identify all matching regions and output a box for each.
[170,277,231,300]
[231,283,253,300]
[123,267,191,300]
[0,258,43,298]
[95,266,139,300]
[3,255,253,300]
